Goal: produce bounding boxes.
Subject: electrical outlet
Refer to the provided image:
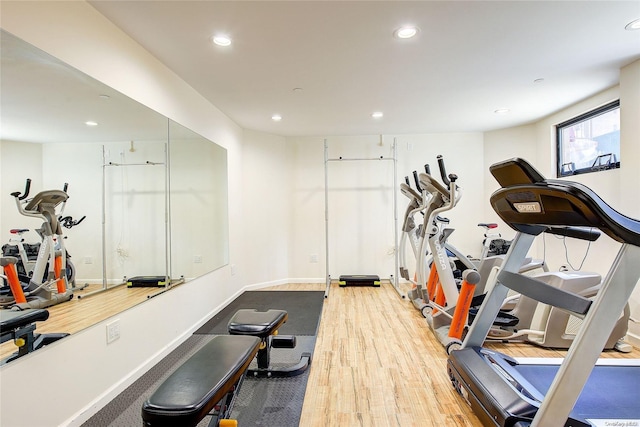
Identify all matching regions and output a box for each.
[106,319,120,344]
[310,254,318,263]
[230,264,237,276]
[84,256,93,264]
[194,255,203,263]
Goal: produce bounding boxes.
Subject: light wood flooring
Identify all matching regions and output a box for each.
[0,282,163,360]
[2,281,639,426]
[279,282,639,426]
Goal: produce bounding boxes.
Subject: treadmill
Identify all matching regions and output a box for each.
[447,158,640,427]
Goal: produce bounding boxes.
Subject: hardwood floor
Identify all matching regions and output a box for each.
[267,282,639,427]
[2,280,638,426]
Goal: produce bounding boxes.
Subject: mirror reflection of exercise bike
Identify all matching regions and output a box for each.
[1,179,83,309]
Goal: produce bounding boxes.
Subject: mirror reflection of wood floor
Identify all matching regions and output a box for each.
[2,281,639,426]
[0,283,157,360]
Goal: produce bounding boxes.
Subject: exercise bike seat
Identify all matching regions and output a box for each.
[9,229,29,234]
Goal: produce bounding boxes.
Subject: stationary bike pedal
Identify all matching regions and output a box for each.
[271,335,296,349]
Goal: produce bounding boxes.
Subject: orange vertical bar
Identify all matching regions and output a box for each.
[4,264,27,304]
[449,279,476,339]
[426,263,438,301]
[433,279,446,314]
[54,255,66,293]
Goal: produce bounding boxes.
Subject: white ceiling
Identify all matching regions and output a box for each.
[87,1,640,137]
[1,30,170,144]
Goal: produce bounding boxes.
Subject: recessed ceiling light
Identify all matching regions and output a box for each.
[394,26,419,39]
[85,121,98,126]
[99,94,110,100]
[494,109,510,114]
[533,78,545,84]
[625,18,640,30]
[371,112,384,119]
[212,35,231,46]
[272,114,282,121]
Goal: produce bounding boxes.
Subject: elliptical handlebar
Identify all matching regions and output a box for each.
[413,170,422,192]
[436,155,459,188]
[437,155,450,186]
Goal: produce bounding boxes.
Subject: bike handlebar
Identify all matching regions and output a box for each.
[59,215,86,229]
[11,178,32,200]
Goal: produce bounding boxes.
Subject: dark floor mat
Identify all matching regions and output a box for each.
[233,336,316,426]
[194,290,325,336]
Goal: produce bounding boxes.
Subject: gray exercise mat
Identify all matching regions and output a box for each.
[194,290,325,336]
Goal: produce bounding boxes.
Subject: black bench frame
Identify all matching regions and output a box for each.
[0,308,68,365]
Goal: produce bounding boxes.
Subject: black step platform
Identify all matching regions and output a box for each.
[339,275,381,287]
[127,276,167,288]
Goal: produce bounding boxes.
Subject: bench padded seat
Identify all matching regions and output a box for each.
[0,309,49,333]
[227,309,287,338]
[142,335,260,427]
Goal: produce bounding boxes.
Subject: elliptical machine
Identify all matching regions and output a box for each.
[0,179,75,309]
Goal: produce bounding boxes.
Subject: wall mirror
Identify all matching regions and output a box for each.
[0,29,229,360]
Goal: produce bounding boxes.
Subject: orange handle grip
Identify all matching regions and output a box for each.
[54,255,67,294]
[449,270,481,339]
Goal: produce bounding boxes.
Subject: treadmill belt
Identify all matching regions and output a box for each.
[516,364,640,420]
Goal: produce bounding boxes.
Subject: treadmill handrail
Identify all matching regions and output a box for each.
[497,270,592,316]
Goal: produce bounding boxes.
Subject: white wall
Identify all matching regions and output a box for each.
[0,141,43,245]
[287,133,486,282]
[483,124,537,234]
[240,129,291,286]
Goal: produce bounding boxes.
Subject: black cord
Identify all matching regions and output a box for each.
[554,229,592,270]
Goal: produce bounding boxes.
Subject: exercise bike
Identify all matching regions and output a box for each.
[2,214,84,288]
[0,179,76,309]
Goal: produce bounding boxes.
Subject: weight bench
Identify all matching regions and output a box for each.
[227,309,312,378]
[142,309,312,426]
[0,308,68,365]
[142,335,261,427]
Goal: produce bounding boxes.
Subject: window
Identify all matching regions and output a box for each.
[556,100,620,177]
